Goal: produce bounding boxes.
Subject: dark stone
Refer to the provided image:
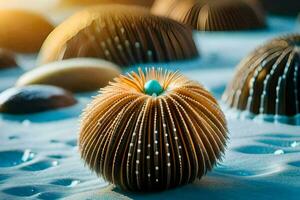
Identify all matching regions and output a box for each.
[0,85,77,114]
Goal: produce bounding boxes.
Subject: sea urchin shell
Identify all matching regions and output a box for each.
[79,68,228,191]
[58,0,154,7]
[222,34,300,124]
[151,0,266,31]
[38,5,198,67]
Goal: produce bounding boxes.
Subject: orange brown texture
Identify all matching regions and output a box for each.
[0,9,54,53]
[79,68,228,191]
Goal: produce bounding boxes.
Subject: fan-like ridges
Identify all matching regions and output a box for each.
[151,0,266,31]
[223,34,300,117]
[38,5,198,67]
[79,68,228,191]
[59,0,154,7]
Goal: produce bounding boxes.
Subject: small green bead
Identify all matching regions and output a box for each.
[144,80,163,96]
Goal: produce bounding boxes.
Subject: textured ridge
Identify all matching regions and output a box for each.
[151,0,266,31]
[223,34,300,122]
[79,68,228,191]
[38,5,198,67]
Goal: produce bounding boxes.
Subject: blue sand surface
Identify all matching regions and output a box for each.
[0,16,300,200]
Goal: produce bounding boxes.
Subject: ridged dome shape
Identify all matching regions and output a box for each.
[58,0,154,7]
[151,0,196,20]
[79,68,228,191]
[151,0,266,31]
[223,34,300,125]
[38,5,198,67]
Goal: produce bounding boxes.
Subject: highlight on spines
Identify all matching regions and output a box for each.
[38,5,199,67]
[79,68,228,191]
[223,34,300,125]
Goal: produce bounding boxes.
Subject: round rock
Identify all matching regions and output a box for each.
[0,85,77,114]
[0,9,54,53]
[16,58,121,92]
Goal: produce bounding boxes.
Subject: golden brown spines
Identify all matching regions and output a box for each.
[79,68,228,191]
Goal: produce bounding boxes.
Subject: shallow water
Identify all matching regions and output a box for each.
[0,16,300,199]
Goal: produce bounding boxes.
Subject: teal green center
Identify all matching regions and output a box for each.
[144,80,163,96]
